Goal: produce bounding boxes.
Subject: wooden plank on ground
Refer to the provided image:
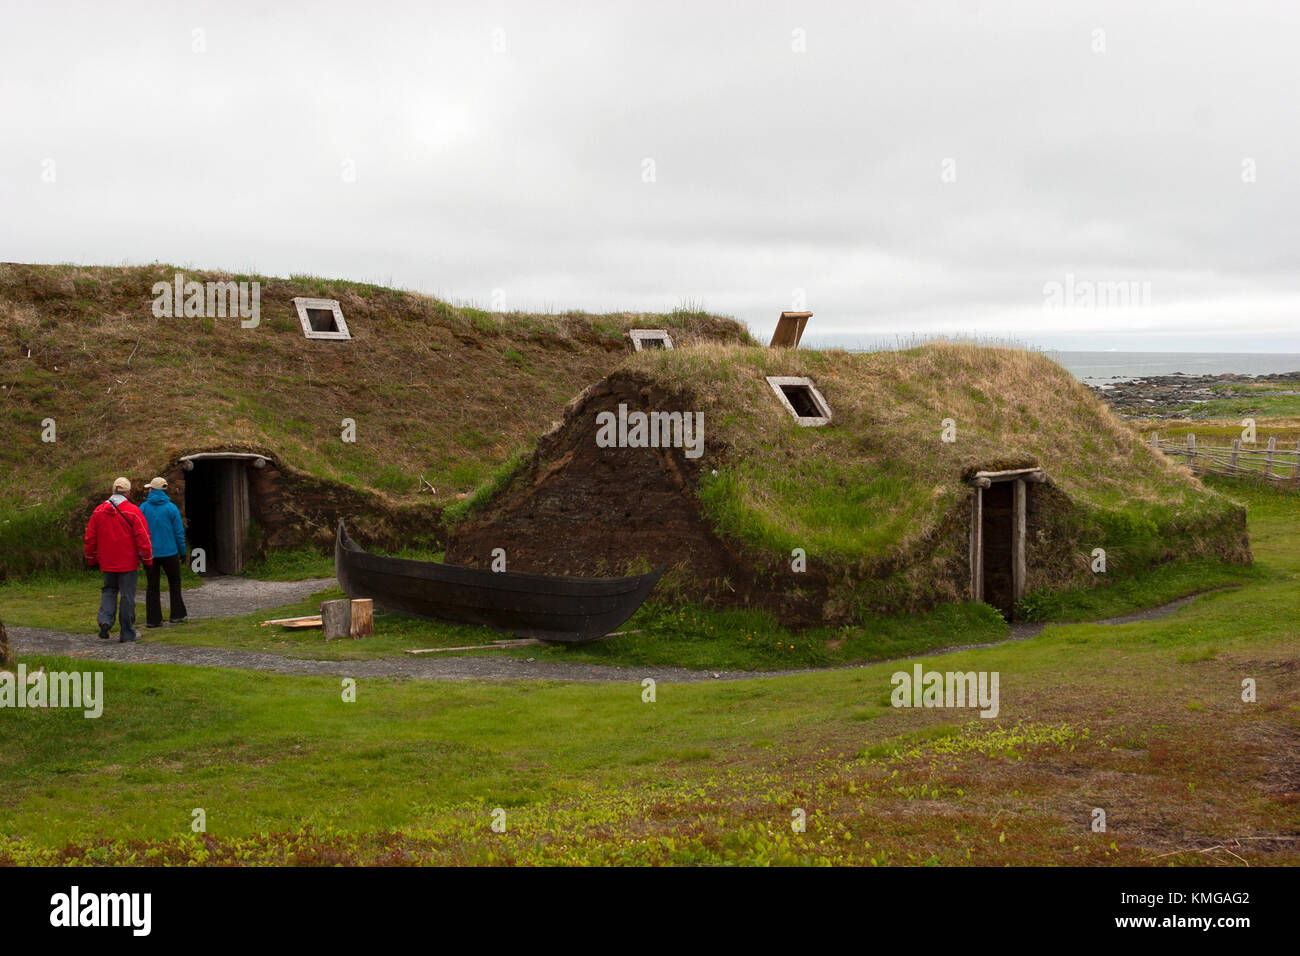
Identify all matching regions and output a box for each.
[405,638,543,655]
[261,615,323,628]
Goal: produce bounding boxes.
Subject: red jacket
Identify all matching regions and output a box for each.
[85,496,153,572]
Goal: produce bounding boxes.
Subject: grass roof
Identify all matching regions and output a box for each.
[612,342,1241,567]
[0,262,749,574]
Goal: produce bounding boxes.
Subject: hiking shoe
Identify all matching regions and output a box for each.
[146,623,162,629]
[98,624,111,640]
[171,617,188,624]
[119,635,138,644]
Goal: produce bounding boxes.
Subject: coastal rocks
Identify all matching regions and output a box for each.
[1089,372,1300,419]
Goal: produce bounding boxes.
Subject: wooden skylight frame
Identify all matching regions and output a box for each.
[629,329,674,351]
[293,297,351,340]
[766,375,832,426]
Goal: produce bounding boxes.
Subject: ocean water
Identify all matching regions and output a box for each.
[1050,352,1300,385]
[806,336,1300,385]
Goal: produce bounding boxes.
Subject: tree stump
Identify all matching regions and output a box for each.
[350,599,374,639]
[0,617,13,670]
[321,599,352,641]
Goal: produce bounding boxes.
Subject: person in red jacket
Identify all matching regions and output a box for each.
[84,476,154,643]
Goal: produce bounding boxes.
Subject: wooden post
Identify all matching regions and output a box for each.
[0,617,13,670]
[321,599,351,641]
[1264,436,1276,478]
[1229,438,1240,474]
[1185,433,1196,470]
[1149,431,1159,449]
[350,598,374,639]
[969,487,983,603]
[1012,479,1027,606]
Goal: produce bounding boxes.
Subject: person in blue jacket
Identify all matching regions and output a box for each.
[140,477,189,627]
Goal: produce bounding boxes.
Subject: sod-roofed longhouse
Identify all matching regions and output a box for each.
[446,343,1251,625]
[0,262,750,576]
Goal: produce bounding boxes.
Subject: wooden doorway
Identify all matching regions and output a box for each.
[969,470,1041,619]
[180,453,267,574]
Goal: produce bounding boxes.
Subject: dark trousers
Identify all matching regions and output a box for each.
[146,554,188,626]
[98,570,138,639]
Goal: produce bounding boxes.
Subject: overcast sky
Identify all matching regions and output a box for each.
[2,1,1298,351]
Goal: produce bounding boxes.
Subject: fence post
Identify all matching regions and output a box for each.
[1185,433,1196,471]
[1230,438,1240,474]
[1264,436,1276,478]
[1149,431,1159,449]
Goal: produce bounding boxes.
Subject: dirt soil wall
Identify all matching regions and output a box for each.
[446,375,833,624]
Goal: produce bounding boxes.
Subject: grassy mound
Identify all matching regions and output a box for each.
[0,262,749,576]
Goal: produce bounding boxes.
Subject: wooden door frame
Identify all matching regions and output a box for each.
[968,468,1045,607]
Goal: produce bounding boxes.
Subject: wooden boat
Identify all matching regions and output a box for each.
[334,520,665,644]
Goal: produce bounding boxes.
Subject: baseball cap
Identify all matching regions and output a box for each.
[111,476,131,494]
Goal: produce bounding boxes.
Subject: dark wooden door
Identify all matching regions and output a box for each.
[981,481,1015,617]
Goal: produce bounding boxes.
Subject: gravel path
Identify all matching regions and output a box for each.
[7,625,769,683]
[154,576,337,619]
[8,587,1233,685]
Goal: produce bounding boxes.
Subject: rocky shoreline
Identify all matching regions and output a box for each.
[1087,371,1300,418]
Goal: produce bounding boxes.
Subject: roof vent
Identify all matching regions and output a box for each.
[293,297,351,340]
[766,376,832,426]
[629,329,673,351]
[769,311,812,349]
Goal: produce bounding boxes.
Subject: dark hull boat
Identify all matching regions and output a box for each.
[334,520,664,644]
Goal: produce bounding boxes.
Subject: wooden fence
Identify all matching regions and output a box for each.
[1150,433,1300,485]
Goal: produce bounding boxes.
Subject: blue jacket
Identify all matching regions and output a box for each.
[140,488,187,559]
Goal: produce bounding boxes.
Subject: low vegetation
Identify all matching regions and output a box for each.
[0,477,1294,865]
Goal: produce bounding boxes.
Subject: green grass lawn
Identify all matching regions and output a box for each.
[1,477,1295,865]
[1183,389,1300,419]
